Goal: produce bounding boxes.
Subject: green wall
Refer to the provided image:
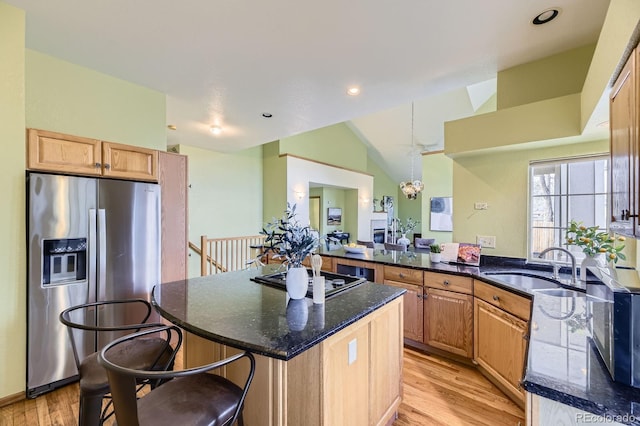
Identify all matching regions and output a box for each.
[367,157,399,211]
[262,141,287,224]
[177,144,264,278]
[0,10,168,399]
[26,50,166,149]
[279,123,368,172]
[452,140,609,259]
[497,44,595,110]
[0,1,26,400]
[420,152,453,245]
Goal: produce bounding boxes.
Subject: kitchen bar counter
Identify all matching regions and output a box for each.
[152,265,404,360]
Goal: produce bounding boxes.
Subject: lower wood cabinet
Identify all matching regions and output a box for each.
[424,287,474,358]
[383,266,424,341]
[474,297,529,405]
[383,279,423,342]
[184,297,403,426]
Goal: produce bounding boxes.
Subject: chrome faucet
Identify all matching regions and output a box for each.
[538,247,578,285]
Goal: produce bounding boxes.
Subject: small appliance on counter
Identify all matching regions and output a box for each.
[587,266,640,389]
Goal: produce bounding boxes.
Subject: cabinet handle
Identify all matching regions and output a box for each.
[399,273,405,279]
[492,295,500,301]
[104,163,111,170]
[95,162,101,168]
[443,280,450,286]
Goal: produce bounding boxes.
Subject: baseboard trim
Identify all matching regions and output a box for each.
[0,391,25,408]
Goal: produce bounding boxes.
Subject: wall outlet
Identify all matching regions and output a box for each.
[474,202,488,210]
[348,338,357,365]
[477,235,496,248]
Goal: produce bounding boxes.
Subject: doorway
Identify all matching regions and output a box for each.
[309,196,320,231]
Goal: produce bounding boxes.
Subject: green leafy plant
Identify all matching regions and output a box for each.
[395,217,419,235]
[565,220,626,263]
[429,244,441,253]
[261,203,319,268]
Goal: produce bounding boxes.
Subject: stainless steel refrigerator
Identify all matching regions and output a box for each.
[26,172,161,398]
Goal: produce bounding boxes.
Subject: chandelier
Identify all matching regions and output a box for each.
[400,102,424,200]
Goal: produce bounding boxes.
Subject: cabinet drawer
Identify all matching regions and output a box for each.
[384,266,423,285]
[474,280,531,321]
[424,272,473,295]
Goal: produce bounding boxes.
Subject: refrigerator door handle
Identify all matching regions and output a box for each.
[88,209,97,304]
[98,209,107,302]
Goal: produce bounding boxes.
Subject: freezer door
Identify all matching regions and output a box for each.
[97,179,161,347]
[27,173,98,396]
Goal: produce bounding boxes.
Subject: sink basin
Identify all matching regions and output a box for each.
[482,272,561,291]
[531,288,579,297]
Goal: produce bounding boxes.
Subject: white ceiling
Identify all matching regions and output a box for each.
[7,0,611,182]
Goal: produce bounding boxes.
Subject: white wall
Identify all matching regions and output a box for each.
[285,156,374,240]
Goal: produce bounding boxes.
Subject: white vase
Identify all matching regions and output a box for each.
[286,266,309,299]
[430,252,441,263]
[580,253,605,281]
[398,234,410,246]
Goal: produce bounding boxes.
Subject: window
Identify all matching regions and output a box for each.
[529,155,609,263]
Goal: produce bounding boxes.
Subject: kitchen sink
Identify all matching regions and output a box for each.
[482,272,561,291]
[531,288,579,297]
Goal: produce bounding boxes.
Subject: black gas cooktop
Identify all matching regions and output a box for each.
[251,269,367,299]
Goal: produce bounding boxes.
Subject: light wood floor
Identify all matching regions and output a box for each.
[0,347,524,425]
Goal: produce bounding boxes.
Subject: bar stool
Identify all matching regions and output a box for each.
[59,299,176,425]
[98,325,255,426]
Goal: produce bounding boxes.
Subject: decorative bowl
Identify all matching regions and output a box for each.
[343,245,367,254]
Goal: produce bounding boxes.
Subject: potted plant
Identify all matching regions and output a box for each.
[429,244,442,263]
[565,220,626,280]
[395,217,419,246]
[261,203,319,299]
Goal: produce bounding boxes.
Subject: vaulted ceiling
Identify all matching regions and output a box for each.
[7,0,611,181]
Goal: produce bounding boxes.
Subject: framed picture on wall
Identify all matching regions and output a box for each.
[430,197,453,231]
[327,207,342,225]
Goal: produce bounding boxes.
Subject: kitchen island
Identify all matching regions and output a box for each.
[152,265,405,426]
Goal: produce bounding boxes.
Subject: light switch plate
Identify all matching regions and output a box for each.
[348,338,357,365]
[477,235,496,248]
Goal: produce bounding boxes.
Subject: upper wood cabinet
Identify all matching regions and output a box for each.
[610,48,637,236]
[102,141,158,181]
[27,129,158,182]
[28,129,102,176]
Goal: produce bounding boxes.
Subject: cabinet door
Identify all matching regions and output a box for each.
[424,287,473,358]
[323,321,370,426]
[610,48,636,235]
[159,152,188,282]
[384,279,423,341]
[27,128,102,176]
[102,141,158,181]
[369,299,403,424]
[474,298,528,403]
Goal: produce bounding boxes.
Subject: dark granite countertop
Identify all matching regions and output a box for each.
[152,265,405,361]
[523,290,640,425]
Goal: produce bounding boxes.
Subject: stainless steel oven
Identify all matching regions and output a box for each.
[587,267,640,388]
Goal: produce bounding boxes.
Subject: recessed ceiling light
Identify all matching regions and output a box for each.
[167,124,177,130]
[347,86,361,96]
[210,125,222,135]
[262,112,273,118]
[532,8,560,25]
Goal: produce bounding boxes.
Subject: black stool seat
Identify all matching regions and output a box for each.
[99,325,255,426]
